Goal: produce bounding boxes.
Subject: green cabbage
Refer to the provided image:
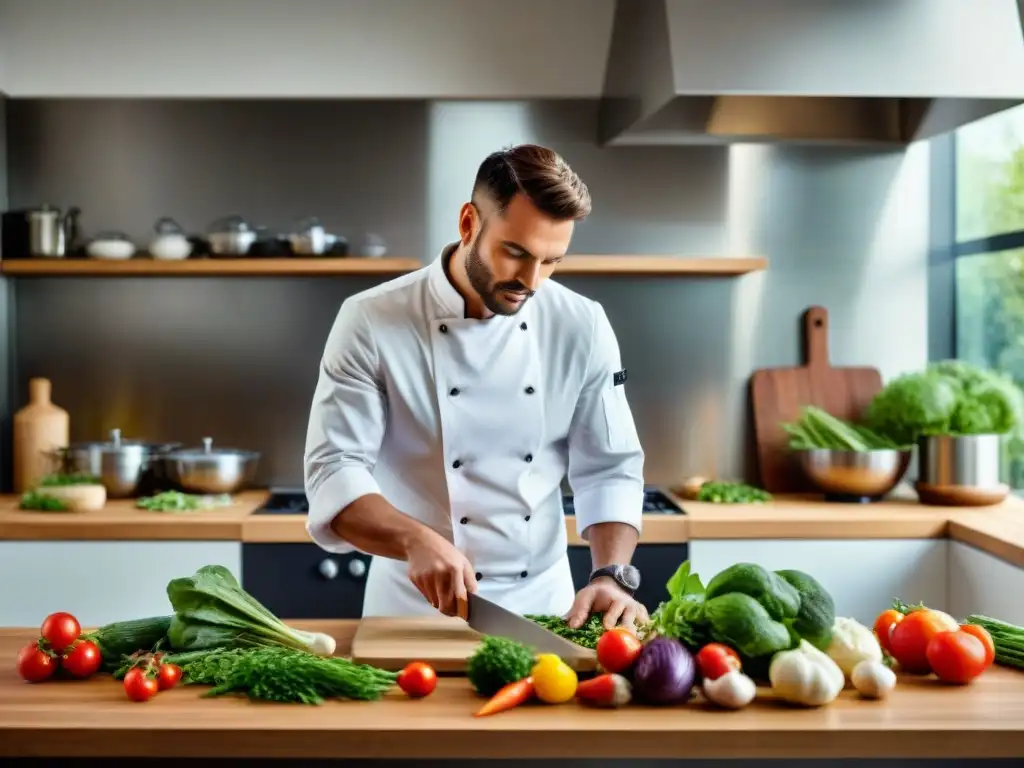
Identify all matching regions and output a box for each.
[864,360,1024,445]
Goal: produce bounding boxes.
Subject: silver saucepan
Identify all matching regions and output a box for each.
[162,436,260,494]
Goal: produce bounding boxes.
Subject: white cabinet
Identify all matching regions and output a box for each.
[0,541,242,627]
[687,539,949,626]
[948,541,1024,625]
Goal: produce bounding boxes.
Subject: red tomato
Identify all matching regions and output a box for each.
[61,640,102,679]
[889,609,959,674]
[596,628,644,675]
[926,630,988,685]
[16,642,56,683]
[873,609,904,654]
[397,661,437,698]
[123,668,159,702]
[157,663,183,690]
[40,612,81,653]
[959,624,995,668]
[695,643,742,680]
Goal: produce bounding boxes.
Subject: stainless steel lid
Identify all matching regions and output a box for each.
[64,428,151,453]
[167,436,259,460]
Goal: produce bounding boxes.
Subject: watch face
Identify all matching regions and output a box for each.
[617,564,641,591]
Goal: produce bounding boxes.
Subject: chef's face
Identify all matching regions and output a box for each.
[461,193,574,316]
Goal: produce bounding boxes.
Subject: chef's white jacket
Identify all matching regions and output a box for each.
[304,245,645,617]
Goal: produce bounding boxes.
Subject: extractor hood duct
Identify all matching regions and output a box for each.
[599,0,1024,146]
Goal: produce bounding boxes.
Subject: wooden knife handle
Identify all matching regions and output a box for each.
[456,595,469,621]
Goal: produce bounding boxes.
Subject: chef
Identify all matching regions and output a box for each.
[304,144,648,632]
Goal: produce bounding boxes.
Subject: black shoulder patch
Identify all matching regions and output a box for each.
[613,369,627,386]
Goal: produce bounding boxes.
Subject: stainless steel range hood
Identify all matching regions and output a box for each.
[599,0,1024,146]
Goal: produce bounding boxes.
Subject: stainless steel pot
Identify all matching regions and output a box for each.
[797,448,912,502]
[916,434,1008,505]
[57,428,175,498]
[163,436,260,494]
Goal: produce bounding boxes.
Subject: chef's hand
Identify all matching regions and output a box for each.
[565,577,649,634]
[406,529,479,616]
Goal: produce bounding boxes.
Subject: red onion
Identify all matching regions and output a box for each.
[631,636,696,705]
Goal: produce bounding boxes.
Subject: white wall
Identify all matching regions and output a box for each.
[0,0,615,98]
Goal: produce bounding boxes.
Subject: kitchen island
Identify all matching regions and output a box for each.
[2,620,1024,761]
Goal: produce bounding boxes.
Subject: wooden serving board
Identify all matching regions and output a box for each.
[750,306,883,493]
[350,616,597,673]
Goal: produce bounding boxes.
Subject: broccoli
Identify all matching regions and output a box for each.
[466,636,535,697]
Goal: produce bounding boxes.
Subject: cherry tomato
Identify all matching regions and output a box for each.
[958,624,995,668]
[61,639,102,679]
[889,609,959,674]
[397,661,437,698]
[926,630,988,684]
[695,642,742,681]
[123,667,159,702]
[157,663,183,690]
[873,609,905,654]
[596,628,644,675]
[16,642,56,683]
[40,612,81,653]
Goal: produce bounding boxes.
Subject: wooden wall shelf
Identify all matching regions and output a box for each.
[0,255,767,277]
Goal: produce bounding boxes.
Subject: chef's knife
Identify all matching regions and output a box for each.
[457,592,598,670]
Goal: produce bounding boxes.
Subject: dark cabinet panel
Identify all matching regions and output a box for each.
[568,544,688,613]
[242,543,370,619]
[244,542,687,620]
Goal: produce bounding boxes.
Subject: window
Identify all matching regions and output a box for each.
[950,103,1024,487]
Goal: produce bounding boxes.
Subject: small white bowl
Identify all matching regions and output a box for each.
[88,239,137,260]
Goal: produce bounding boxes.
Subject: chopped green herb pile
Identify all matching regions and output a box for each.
[695,480,772,504]
[38,472,102,486]
[19,491,68,511]
[527,614,606,649]
[527,613,653,647]
[174,646,398,704]
[136,491,232,512]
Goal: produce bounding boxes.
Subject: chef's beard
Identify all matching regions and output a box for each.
[466,239,534,316]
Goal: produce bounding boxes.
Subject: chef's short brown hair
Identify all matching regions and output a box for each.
[473,144,592,221]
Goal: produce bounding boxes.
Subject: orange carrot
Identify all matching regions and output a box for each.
[474,677,535,717]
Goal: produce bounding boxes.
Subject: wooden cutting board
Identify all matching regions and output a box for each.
[750,306,884,493]
[350,616,597,673]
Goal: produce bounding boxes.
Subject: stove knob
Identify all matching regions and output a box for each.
[318,558,339,580]
[348,558,367,579]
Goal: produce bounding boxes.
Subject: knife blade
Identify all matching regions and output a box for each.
[458,592,597,667]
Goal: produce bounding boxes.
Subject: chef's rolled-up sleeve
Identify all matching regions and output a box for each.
[304,297,386,554]
[567,304,645,541]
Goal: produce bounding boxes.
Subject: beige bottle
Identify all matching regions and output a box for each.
[13,378,70,493]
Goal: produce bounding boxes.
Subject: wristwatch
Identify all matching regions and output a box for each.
[589,564,641,596]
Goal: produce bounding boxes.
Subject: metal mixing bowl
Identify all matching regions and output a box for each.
[163,436,260,494]
[797,448,912,502]
[57,428,178,498]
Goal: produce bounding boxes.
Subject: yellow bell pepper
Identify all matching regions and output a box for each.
[530,653,578,704]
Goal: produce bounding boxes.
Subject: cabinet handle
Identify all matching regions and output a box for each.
[348,559,367,579]
[318,558,339,580]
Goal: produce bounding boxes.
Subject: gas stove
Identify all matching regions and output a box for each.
[253,486,685,516]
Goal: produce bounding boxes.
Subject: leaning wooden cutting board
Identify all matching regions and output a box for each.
[750,306,883,493]
[350,616,596,673]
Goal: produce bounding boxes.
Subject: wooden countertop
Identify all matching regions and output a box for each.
[2,621,1023,760]
[2,487,1024,567]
